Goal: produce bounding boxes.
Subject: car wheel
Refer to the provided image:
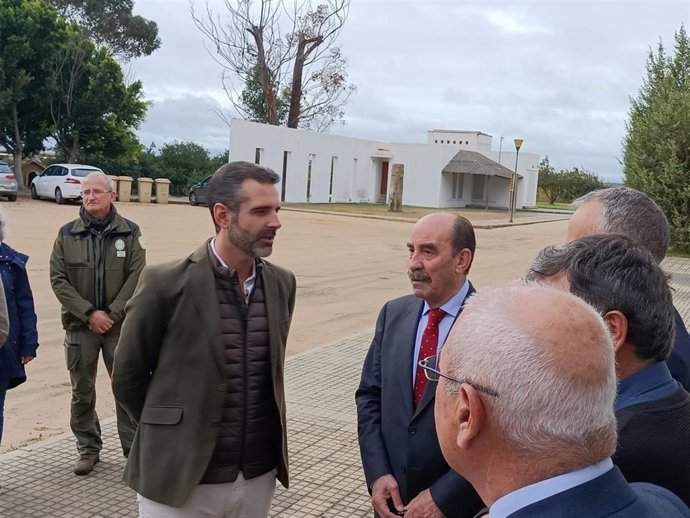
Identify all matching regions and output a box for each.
[7,195,17,202]
[55,188,65,204]
[189,191,198,206]
[30,185,38,199]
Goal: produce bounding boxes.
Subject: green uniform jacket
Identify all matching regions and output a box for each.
[49,210,146,330]
[112,242,296,507]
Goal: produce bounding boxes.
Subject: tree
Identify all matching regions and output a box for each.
[47,0,160,60]
[563,167,605,200]
[48,42,148,163]
[210,149,230,171]
[623,25,690,252]
[241,66,291,124]
[0,0,70,189]
[537,157,565,204]
[538,157,605,204]
[192,0,355,131]
[157,142,215,195]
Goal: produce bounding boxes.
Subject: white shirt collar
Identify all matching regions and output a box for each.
[210,237,257,302]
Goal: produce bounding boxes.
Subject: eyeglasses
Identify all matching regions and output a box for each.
[80,189,112,197]
[418,355,500,397]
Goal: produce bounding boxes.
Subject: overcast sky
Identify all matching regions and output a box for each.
[127,0,689,183]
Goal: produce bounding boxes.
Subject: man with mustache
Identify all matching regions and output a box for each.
[113,162,296,518]
[356,212,483,518]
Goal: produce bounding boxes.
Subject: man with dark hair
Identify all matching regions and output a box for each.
[567,187,690,389]
[50,172,145,475]
[527,234,690,506]
[356,212,483,518]
[113,161,296,517]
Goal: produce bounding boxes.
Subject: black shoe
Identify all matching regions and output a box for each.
[73,453,100,475]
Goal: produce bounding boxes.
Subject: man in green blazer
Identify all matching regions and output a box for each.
[113,161,296,517]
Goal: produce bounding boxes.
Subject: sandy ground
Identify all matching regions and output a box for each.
[0,198,568,453]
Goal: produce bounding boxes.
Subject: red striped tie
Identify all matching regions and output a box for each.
[414,308,446,406]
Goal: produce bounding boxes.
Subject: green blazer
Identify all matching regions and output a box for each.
[113,242,296,507]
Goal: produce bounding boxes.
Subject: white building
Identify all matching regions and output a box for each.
[228,120,539,209]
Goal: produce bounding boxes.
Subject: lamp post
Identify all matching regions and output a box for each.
[509,138,523,223]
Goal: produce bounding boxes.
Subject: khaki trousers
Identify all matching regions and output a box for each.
[64,327,135,456]
[137,471,277,518]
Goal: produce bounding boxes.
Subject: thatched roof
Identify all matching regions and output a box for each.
[442,150,521,179]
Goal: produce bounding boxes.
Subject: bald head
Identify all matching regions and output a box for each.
[439,285,617,465]
[414,212,476,259]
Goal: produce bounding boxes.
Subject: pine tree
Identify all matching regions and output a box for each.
[623,25,690,252]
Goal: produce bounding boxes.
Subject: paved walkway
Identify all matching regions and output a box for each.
[2,257,690,518]
[0,332,373,518]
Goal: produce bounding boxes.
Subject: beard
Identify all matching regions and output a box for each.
[228,223,276,258]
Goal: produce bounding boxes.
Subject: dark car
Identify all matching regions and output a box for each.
[189,176,212,206]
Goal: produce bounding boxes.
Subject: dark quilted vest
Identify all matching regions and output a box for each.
[200,261,281,484]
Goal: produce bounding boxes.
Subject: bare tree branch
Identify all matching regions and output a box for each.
[191,0,354,131]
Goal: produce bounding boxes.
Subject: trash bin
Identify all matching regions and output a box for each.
[154,178,171,204]
[137,177,154,203]
[109,176,120,200]
[117,176,133,202]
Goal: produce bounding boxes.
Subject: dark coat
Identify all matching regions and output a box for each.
[507,466,690,517]
[356,285,483,518]
[613,384,690,506]
[0,243,38,389]
[668,307,690,391]
[113,242,296,507]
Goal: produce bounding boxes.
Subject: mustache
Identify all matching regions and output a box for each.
[408,269,431,282]
[260,230,277,238]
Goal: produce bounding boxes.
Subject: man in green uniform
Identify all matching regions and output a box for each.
[50,172,146,475]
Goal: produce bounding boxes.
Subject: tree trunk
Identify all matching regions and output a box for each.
[288,34,323,129]
[68,134,79,163]
[11,106,26,191]
[288,35,308,128]
[250,26,278,125]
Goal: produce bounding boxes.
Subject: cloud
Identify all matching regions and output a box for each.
[136,94,231,153]
[128,0,689,181]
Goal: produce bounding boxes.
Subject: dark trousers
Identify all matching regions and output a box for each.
[64,328,136,456]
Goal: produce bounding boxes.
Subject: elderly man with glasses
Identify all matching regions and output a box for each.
[356,212,483,518]
[434,285,690,518]
[50,171,146,476]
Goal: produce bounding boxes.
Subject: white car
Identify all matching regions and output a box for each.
[30,164,104,204]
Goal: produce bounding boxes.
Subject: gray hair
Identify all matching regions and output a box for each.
[572,187,669,262]
[444,286,618,465]
[207,161,280,232]
[84,172,116,192]
[526,234,675,362]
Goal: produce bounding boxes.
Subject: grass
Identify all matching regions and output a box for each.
[282,203,523,221]
[536,202,572,211]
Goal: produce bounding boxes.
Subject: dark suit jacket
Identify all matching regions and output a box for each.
[355,285,483,518]
[112,242,296,507]
[614,384,690,506]
[668,307,690,391]
[508,466,690,517]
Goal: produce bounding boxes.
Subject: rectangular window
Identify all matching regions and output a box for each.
[329,156,337,202]
[452,173,464,200]
[281,151,290,202]
[254,148,264,165]
[472,174,485,199]
[307,153,316,202]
